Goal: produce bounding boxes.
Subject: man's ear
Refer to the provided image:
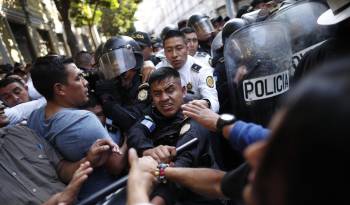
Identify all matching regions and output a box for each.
[53,83,65,97]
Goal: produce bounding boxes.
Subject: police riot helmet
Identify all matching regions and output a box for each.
[224,21,293,126]
[210,18,248,66]
[160,24,178,41]
[94,42,105,67]
[222,18,248,44]
[188,14,215,41]
[267,0,330,74]
[99,36,143,80]
[210,31,223,67]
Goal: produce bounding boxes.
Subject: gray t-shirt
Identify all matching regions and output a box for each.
[0,125,65,205]
[28,106,118,199]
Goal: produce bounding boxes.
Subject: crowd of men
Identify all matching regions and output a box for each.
[1,0,350,204]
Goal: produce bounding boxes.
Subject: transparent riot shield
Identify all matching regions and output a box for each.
[268,0,331,74]
[224,21,292,125]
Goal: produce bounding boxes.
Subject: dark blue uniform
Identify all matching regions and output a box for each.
[95,71,151,132]
[127,109,222,205]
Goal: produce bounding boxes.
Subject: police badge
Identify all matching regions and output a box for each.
[138,89,148,101]
[138,82,150,101]
[186,82,194,94]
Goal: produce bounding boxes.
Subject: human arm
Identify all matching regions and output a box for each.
[182,102,269,151]
[164,167,226,198]
[198,67,220,112]
[143,145,176,163]
[142,60,156,83]
[57,138,122,183]
[127,117,156,156]
[127,148,158,205]
[5,97,46,125]
[43,161,93,205]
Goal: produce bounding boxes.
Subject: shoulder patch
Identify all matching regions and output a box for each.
[206,76,215,88]
[191,63,202,73]
[141,115,156,133]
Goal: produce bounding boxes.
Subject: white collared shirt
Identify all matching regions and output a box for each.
[156,55,219,112]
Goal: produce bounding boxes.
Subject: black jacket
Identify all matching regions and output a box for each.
[95,72,151,131]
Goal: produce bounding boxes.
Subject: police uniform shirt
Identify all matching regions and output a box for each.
[156,55,220,112]
[194,51,212,69]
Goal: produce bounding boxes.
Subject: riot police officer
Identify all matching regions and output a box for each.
[187,14,216,54]
[127,67,221,205]
[209,18,249,171]
[212,18,248,114]
[224,20,293,126]
[96,36,151,132]
[180,27,212,68]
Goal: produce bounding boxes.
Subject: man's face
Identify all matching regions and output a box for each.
[142,46,153,61]
[119,69,137,89]
[151,77,186,118]
[164,37,188,69]
[59,63,89,107]
[0,81,30,107]
[184,32,199,56]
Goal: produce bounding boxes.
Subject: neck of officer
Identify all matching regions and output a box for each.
[153,107,184,121]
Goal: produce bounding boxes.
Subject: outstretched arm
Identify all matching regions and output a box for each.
[58,139,123,183]
[43,161,93,205]
[165,167,226,198]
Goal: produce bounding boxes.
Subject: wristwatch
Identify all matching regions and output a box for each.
[216,114,236,134]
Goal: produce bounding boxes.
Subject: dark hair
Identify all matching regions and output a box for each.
[148,66,180,86]
[0,77,25,89]
[254,58,350,205]
[251,0,268,8]
[31,55,74,100]
[236,5,250,18]
[180,27,195,35]
[177,19,188,30]
[163,29,186,45]
[74,51,93,68]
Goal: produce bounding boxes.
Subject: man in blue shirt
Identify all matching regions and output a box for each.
[28,55,126,199]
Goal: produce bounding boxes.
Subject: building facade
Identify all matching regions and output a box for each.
[0,0,100,65]
[134,0,252,35]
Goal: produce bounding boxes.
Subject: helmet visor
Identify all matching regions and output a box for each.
[193,18,215,36]
[99,46,137,79]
